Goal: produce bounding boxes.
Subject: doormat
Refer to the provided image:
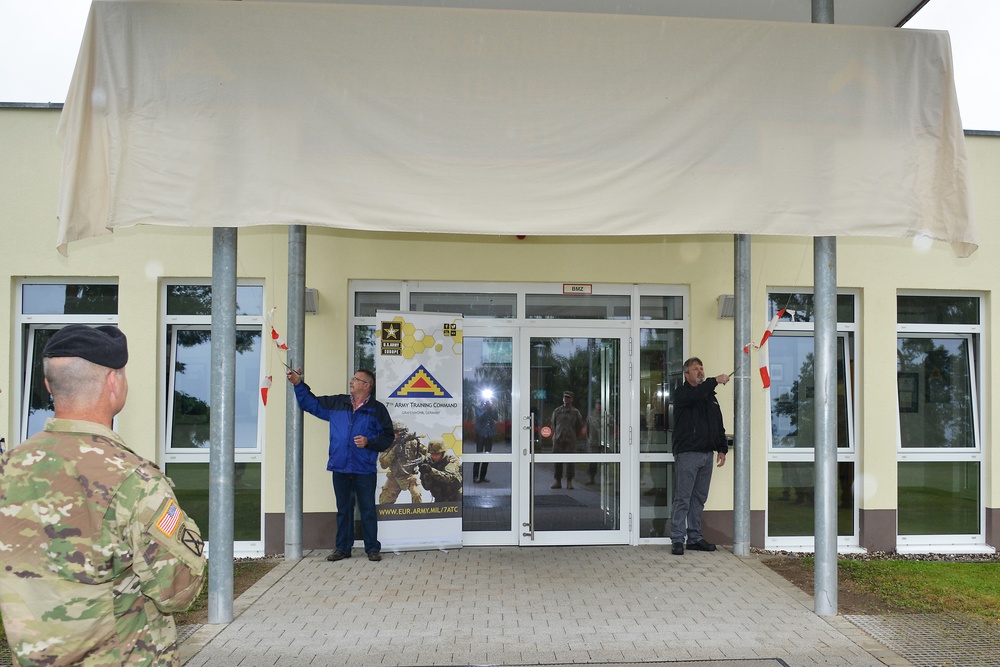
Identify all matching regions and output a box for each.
[534,494,586,507]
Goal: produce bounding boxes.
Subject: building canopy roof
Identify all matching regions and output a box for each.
[56,0,976,256]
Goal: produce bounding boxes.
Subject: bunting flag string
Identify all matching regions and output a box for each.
[261,306,292,406]
[742,308,786,389]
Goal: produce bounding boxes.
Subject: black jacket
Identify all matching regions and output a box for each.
[671,377,728,455]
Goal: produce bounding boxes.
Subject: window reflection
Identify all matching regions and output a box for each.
[896,337,975,449]
[769,335,850,449]
[169,329,262,449]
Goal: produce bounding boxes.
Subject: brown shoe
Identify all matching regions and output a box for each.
[367,552,382,562]
[550,481,561,489]
[566,481,574,490]
[326,550,351,561]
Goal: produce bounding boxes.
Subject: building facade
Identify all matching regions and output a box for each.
[3,107,997,556]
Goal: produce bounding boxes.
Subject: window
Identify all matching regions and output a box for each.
[896,294,982,549]
[17,281,119,442]
[764,290,857,549]
[163,282,265,553]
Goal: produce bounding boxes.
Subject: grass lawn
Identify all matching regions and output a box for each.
[838,558,1000,622]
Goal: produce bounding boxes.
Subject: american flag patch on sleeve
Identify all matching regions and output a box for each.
[156,501,181,538]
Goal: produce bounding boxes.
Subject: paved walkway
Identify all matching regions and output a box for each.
[180,547,910,667]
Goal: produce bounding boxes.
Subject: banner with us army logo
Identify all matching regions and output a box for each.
[375,311,463,551]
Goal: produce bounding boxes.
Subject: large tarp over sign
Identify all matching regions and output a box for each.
[57,1,976,255]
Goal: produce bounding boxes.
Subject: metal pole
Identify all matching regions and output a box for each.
[733,234,751,556]
[285,225,306,561]
[208,227,237,624]
[812,0,838,618]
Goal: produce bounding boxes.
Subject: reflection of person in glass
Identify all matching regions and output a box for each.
[670,358,729,555]
[549,390,584,490]
[473,395,497,483]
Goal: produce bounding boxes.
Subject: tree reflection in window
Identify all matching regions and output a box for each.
[170,329,262,449]
[896,337,974,449]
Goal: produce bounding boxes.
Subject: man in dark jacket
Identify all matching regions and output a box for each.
[287,367,394,562]
[670,357,730,555]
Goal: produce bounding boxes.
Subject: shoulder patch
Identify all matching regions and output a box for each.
[181,526,205,557]
[155,500,182,538]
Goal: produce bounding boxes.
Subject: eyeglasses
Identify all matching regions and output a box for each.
[349,375,370,386]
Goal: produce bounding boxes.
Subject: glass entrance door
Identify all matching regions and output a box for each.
[520,331,628,545]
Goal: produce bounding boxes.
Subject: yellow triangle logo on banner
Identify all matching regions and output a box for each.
[390,365,453,398]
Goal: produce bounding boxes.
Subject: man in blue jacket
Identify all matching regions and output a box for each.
[670,357,730,555]
[287,367,394,562]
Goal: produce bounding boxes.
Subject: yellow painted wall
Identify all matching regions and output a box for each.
[3,108,997,526]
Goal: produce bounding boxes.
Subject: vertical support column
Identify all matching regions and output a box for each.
[733,234,751,556]
[813,0,838,619]
[208,227,237,624]
[285,226,306,561]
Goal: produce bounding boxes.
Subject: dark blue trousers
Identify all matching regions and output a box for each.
[332,472,381,554]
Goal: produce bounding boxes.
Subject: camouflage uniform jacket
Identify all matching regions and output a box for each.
[418,453,463,502]
[0,418,207,666]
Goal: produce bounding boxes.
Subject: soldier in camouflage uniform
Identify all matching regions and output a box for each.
[378,422,427,504]
[417,439,463,502]
[0,325,206,666]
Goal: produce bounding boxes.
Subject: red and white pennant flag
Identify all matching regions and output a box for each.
[743,308,785,389]
[260,375,272,406]
[267,306,289,351]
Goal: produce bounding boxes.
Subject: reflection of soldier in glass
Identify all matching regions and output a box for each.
[473,397,498,483]
[550,390,584,490]
[379,423,427,504]
[418,439,463,502]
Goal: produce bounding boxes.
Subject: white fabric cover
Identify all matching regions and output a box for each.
[57,1,977,255]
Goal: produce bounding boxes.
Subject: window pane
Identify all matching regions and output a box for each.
[170,329,262,449]
[463,337,513,456]
[897,337,974,448]
[409,292,515,318]
[638,462,674,538]
[165,462,262,541]
[355,292,400,317]
[769,335,850,449]
[354,324,377,374]
[24,328,57,438]
[22,284,118,315]
[768,293,855,323]
[525,294,630,320]
[166,285,263,316]
[639,296,683,320]
[898,461,979,535]
[461,462,512,532]
[767,462,854,537]
[533,462,620,531]
[639,328,683,453]
[897,295,979,325]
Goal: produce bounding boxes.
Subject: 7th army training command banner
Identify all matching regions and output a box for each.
[375,312,463,551]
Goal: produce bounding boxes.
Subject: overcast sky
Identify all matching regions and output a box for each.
[1,0,996,130]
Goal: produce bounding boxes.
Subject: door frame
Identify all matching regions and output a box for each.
[518,325,631,546]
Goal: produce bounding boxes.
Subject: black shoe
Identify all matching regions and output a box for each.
[326,550,351,561]
[686,539,717,552]
[367,551,382,562]
[671,542,684,555]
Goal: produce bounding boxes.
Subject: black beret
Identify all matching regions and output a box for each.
[43,324,129,369]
